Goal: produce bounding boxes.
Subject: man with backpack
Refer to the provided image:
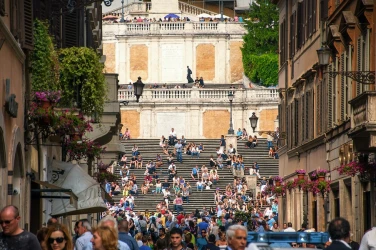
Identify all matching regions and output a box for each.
[138,215,148,235]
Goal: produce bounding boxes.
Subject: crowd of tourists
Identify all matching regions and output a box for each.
[1,204,375,250]
[103,15,244,24]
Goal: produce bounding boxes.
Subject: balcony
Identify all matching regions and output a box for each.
[348,91,376,151]
[103,21,246,37]
[118,87,279,104]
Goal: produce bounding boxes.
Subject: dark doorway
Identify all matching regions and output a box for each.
[312,200,317,231]
[363,191,371,231]
[30,181,42,234]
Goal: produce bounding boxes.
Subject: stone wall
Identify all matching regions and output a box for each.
[203,110,230,139]
[196,44,215,81]
[130,45,148,81]
[230,41,244,83]
[120,110,140,138]
[103,43,116,73]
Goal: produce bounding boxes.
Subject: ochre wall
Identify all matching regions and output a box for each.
[259,109,278,132]
[130,45,148,81]
[230,41,244,83]
[203,110,230,139]
[103,43,115,73]
[196,44,215,81]
[120,110,140,138]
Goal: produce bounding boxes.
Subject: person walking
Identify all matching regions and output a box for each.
[118,220,139,250]
[325,217,352,250]
[360,226,376,250]
[45,223,74,250]
[75,219,93,250]
[0,205,42,250]
[175,140,183,163]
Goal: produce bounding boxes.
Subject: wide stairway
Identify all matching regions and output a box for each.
[112,138,278,213]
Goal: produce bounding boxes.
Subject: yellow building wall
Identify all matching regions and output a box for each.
[259,109,278,132]
[203,110,230,139]
[120,110,140,138]
[196,44,215,81]
[130,45,148,81]
[103,43,115,73]
[230,41,244,83]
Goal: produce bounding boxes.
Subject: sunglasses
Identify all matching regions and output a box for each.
[201,231,206,234]
[0,218,15,225]
[48,237,65,244]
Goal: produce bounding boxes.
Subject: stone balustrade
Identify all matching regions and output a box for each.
[104,21,245,36]
[118,88,279,103]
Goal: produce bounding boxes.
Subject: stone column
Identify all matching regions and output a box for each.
[246,175,257,197]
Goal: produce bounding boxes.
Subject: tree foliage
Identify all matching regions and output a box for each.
[31,19,60,91]
[59,47,107,116]
[242,0,279,86]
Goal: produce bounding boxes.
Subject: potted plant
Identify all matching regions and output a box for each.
[293,178,308,191]
[285,180,295,192]
[272,185,285,196]
[316,169,328,181]
[33,90,61,109]
[28,102,59,127]
[295,169,306,180]
[309,180,331,196]
[273,176,283,186]
[65,139,105,162]
[53,109,93,138]
[337,161,365,177]
[309,170,318,181]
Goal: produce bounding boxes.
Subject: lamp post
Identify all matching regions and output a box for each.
[120,0,125,23]
[133,76,145,102]
[316,44,331,66]
[228,92,234,135]
[249,112,258,133]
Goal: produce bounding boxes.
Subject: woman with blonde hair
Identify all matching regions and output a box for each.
[91,226,118,250]
[45,223,73,250]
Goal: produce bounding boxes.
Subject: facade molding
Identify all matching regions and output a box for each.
[0,18,26,62]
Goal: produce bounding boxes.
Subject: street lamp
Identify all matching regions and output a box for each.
[120,0,125,23]
[228,92,234,135]
[249,112,258,133]
[316,44,331,66]
[133,76,145,102]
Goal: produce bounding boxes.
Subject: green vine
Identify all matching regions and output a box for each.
[31,19,60,91]
[59,47,107,116]
[243,53,278,86]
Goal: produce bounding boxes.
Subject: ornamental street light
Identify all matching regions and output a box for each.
[316,44,331,66]
[228,92,234,135]
[133,76,145,102]
[249,112,258,133]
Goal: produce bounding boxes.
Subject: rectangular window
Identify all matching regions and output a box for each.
[0,0,5,16]
[297,2,304,49]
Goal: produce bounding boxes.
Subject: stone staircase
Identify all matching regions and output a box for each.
[112,138,278,213]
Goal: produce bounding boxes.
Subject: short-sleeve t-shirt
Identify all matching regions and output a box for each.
[0,231,42,250]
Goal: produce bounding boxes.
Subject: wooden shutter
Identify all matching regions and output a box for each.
[290,12,296,58]
[0,0,5,16]
[356,37,362,95]
[340,52,348,121]
[320,0,328,21]
[312,0,317,33]
[294,98,299,147]
[308,0,312,37]
[316,83,321,135]
[22,0,33,49]
[297,2,303,49]
[62,9,79,47]
[302,94,305,142]
[327,64,333,129]
[287,104,291,149]
[308,89,314,139]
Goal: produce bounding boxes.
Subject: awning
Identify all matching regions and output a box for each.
[32,180,78,208]
[50,160,108,217]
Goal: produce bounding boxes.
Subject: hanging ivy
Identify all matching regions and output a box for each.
[59,47,107,116]
[31,19,60,91]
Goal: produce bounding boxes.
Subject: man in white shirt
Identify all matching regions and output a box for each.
[169,128,177,145]
[75,219,93,250]
[360,227,376,250]
[283,222,296,232]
